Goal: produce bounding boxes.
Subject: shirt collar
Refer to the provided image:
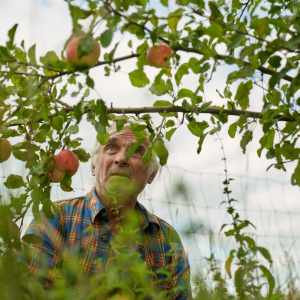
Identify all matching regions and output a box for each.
[135,201,160,231]
[86,187,106,223]
[86,186,160,230]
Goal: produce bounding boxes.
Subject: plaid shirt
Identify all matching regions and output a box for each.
[21,187,192,299]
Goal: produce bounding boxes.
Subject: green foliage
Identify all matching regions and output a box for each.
[1,0,300,298]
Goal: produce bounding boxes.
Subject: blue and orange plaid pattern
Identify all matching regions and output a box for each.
[21,187,192,299]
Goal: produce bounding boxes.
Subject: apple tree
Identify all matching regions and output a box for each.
[0,0,299,298]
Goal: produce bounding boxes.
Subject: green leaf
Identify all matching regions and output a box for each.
[166,128,176,141]
[22,234,44,244]
[69,4,91,29]
[291,159,300,186]
[252,247,272,264]
[149,79,168,96]
[12,149,28,162]
[175,63,189,86]
[97,132,110,145]
[7,24,18,50]
[142,147,153,165]
[95,122,106,135]
[189,57,201,74]
[60,174,73,192]
[125,138,145,161]
[153,100,172,107]
[269,295,284,300]
[259,265,275,297]
[66,125,79,134]
[281,141,300,160]
[4,174,25,189]
[187,119,209,137]
[200,101,211,111]
[269,55,282,68]
[0,83,11,101]
[31,186,46,205]
[40,51,59,67]
[227,66,253,84]
[115,117,128,131]
[225,229,235,236]
[225,250,235,278]
[167,9,183,30]
[42,199,55,219]
[28,44,37,64]
[235,80,253,110]
[234,267,245,297]
[129,70,150,87]
[228,122,237,138]
[165,120,175,128]
[258,129,275,157]
[227,34,245,50]
[94,99,109,126]
[197,133,207,154]
[152,137,168,166]
[0,46,13,59]
[177,88,193,100]
[52,115,64,132]
[240,130,253,153]
[100,28,114,48]
[160,0,168,7]
[86,76,94,88]
[72,148,91,162]
[77,34,94,59]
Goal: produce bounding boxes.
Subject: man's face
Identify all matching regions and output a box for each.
[91,127,157,203]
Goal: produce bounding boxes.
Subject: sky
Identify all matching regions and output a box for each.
[1,0,300,289]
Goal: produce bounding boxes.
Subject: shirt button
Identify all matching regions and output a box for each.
[102,212,107,218]
[102,235,107,241]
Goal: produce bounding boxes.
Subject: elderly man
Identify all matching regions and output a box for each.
[21,124,192,299]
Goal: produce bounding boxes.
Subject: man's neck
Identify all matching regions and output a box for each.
[96,188,138,234]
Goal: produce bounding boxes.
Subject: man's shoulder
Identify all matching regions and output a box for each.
[137,202,181,242]
[154,214,181,242]
[53,195,87,212]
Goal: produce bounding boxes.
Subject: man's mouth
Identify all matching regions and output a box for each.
[110,173,130,178]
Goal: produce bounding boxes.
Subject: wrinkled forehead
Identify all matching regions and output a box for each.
[108,126,150,147]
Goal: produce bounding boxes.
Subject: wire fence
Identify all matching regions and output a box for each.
[1,161,300,291]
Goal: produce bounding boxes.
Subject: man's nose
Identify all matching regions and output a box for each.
[114,151,128,166]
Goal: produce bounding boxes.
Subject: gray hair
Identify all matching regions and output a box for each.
[90,123,160,176]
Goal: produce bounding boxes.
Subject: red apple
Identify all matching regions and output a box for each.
[146,44,172,68]
[54,150,79,175]
[47,167,65,183]
[66,36,100,67]
[0,138,12,163]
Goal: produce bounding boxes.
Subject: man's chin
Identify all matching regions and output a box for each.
[105,176,140,203]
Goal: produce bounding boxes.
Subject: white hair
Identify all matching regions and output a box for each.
[90,122,160,176]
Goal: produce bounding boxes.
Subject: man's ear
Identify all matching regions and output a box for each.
[147,168,158,184]
[91,163,95,176]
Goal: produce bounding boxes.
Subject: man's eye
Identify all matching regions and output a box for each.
[133,150,140,155]
[107,146,116,151]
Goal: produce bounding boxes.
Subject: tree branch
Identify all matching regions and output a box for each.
[174,45,294,82]
[6,104,293,127]
[106,106,293,121]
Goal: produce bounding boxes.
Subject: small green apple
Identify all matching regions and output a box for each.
[0,138,12,163]
[47,167,65,183]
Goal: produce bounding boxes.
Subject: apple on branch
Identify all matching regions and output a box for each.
[66,36,100,68]
[47,167,66,183]
[146,44,172,68]
[0,138,12,163]
[54,150,79,175]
